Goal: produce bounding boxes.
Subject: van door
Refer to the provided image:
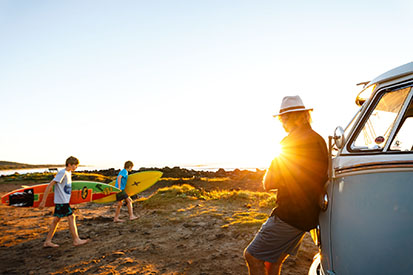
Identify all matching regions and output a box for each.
[329,85,413,274]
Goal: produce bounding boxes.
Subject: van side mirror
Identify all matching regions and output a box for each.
[334,126,345,149]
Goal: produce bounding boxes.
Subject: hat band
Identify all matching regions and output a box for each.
[279,105,306,113]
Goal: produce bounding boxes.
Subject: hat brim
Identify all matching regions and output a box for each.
[273,108,313,117]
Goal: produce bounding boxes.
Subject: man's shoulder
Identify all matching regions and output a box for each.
[301,126,326,142]
[309,127,325,139]
[284,126,326,146]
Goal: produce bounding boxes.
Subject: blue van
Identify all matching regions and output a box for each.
[309,62,413,275]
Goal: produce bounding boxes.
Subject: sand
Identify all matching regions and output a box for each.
[0,180,318,275]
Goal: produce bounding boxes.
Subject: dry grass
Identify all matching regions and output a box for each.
[139,184,277,232]
[141,184,276,206]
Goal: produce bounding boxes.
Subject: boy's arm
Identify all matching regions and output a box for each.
[39,180,56,209]
[116,175,123,189]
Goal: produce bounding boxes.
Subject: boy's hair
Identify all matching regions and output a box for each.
[66,156,79,166]
[124,161,134,169]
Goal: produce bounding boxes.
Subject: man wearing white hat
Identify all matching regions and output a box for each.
[244,95,328,275]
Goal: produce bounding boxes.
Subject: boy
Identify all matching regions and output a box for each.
[113,161,138,222]
[39,156,89,248]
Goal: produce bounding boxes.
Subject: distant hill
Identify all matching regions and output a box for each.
[0,161,63,170]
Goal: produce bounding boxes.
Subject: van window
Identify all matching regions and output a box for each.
[351,87,411,151]
[390,97,413,151]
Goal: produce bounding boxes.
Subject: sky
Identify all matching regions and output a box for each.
[1,0,413,169]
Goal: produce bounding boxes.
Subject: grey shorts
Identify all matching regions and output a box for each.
[246,215,305,263]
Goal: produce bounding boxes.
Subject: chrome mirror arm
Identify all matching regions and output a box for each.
[327,126,344,183]
[328,135,334,182]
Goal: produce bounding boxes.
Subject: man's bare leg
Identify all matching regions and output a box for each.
[244,249,288,275]
[265,253,289,275]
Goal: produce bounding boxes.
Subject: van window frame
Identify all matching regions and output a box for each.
[345,82,413,155]
[387,96,413,153]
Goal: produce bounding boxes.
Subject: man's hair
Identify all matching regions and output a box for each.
[279,110,312,125]
[66,156,79,166]
[124,161,134,169]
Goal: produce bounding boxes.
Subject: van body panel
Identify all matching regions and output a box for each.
[330,171,413,274]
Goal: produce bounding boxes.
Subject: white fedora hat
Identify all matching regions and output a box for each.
[273,95,313,117]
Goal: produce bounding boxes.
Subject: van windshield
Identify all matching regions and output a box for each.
[351,87,411,151]
[344,107,362,140]
[390,94,413,151]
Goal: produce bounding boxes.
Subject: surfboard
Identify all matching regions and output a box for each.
[1,181,121,207]
[93,170,163,203]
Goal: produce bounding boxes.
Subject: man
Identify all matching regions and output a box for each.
[244,95,328,275]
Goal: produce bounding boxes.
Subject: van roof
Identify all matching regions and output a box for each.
[368,62,413,87]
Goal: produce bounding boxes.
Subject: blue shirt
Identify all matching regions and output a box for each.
[115,169,128,190]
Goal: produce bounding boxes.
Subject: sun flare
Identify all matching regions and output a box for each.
[273,143,283,158]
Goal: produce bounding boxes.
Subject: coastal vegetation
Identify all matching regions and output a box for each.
[0,161,63,170]
[0,172,114,183]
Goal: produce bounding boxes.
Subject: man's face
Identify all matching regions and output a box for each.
[279,113,292,132]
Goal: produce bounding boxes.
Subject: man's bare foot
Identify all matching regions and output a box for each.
[43,242,59,248]
[129,215,138,221]
[73,238,90,246]
[114,218,125,223]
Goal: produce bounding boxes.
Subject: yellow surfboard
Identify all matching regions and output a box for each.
[93,170,163,203]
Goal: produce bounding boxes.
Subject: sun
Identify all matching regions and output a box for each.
[273,142,283,158]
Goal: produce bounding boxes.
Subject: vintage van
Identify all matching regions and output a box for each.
[309,62,413,275]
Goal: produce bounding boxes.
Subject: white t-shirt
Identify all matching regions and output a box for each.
[53,168,72,204]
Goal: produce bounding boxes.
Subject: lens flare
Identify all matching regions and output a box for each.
[273,143,283,158]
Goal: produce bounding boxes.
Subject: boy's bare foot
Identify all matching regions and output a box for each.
[129,215,138,221]
[73,239,90,246]
[114,218,125,223]
[43,242,59,248]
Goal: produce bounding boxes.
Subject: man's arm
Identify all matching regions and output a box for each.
[39,180,56,208]
[263,169,277,191]
[262,159,280,191]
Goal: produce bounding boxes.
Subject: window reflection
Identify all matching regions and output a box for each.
[351,87,411,151]
[390,99,413,151]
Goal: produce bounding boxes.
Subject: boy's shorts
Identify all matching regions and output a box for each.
[116,190,129,201]
[246,215,306,263]
[53,203,73,218]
